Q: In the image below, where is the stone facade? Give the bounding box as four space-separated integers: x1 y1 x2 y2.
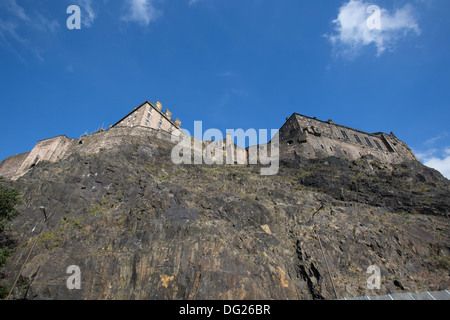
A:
278 113 417 164
0 102 419 181
0 100 249 180
0 100 184 180
113 100 182 136
0 152 30 180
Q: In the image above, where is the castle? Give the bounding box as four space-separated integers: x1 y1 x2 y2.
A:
278 113 417 163
0 99 418 180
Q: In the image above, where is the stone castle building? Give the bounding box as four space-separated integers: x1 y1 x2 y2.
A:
0 100 418 180
0 100 182 180
113 100 182 135
278 113 418 163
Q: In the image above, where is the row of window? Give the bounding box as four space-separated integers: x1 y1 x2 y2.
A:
145 116 173 131
122 106 174 132
340 130 383 150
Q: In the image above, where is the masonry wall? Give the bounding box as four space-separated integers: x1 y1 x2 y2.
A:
0 126 177 180
0 152 30 180
1 125 249 180
0 106 420 181
279 114 417 164
11 136 72 180
115 101 181 137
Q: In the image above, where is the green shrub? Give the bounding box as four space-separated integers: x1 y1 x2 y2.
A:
0 182 21 232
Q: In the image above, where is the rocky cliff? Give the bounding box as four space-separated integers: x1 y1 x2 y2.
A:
1 136 449 300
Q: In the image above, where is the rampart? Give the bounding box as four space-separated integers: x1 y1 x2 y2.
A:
0 125 247 180
278 113 417 164
0 102 420 180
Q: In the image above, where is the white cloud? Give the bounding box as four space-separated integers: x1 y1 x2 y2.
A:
122 0 161 26
326 0 420 57
416 147 450 179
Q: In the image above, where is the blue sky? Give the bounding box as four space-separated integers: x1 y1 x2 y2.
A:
0 0 449 178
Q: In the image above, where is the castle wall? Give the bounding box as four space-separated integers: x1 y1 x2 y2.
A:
1 126 180 180
0 152 30 180
2 125 248 180
11 136 71 180
0 102 420 180
279 114 417 163
114 101 181 137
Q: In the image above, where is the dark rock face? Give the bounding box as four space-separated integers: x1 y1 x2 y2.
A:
1 141 449 300
286 155 450 217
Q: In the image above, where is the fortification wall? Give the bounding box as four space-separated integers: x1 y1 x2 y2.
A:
12 136 71 180
279 114 417 164
279 134 410 164
1 111 419 180
2 126 176 180
0 152 30 180
2 125 249 180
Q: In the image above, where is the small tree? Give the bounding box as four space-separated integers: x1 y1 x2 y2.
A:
0 178 21 233
0 178 21 272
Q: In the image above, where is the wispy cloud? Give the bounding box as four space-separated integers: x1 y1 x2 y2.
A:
77 0 96 28
0 0 60 60
0 18 27 46
424 131 448 146
326 0 420 57
217 71 237 78
122 0 161 26
188 0 203 6
1 0 30 22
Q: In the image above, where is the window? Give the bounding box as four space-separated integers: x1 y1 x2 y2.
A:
365 137 373 147
158 121 163 128
149 107 153 113
147 113 151 119
374 140 383 150
341 130 349 140
145 120 149 126
354 134 362 144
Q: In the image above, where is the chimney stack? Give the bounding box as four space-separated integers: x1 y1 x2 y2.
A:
165 109 172 120
174 118 181 128
155 101 163 111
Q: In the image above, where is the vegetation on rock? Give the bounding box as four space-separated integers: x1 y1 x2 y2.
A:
0 140 448 300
